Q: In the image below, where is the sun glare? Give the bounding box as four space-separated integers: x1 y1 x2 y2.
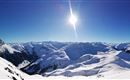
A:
69 14 77 26
68 0 78 40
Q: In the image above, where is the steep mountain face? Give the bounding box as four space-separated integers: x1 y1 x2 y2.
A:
1 39 130 78
0 40 38 67
22 49 70 75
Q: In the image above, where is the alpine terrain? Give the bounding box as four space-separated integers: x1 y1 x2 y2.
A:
1 39 130 79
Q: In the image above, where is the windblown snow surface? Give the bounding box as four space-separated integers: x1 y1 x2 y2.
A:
1 41 130 79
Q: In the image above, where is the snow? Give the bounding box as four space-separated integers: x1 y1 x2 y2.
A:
18 60 30 69
0 57 27 79
44 50 130 78
0 56 45 80
0 44 19 54
0 41 130 79
62 42 111 60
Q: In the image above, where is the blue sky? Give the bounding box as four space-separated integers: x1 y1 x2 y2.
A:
0 0 130 43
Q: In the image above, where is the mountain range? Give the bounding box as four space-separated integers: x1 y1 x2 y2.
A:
1 39 130 79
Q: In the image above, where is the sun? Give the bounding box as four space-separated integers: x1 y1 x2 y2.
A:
69 13 78 39
68 0 78 40
69 14 77 26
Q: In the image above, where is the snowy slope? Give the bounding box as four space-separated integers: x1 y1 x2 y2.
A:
0 57 27 79
45 50 130 78
0 56 47 80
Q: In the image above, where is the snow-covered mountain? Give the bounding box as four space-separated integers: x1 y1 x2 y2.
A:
1 39 130 79
45 51 130 78
9 42 113 74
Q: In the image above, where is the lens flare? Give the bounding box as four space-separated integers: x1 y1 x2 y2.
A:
68 0 78 40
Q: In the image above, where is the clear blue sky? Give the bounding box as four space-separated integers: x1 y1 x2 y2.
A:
0 0 130 43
